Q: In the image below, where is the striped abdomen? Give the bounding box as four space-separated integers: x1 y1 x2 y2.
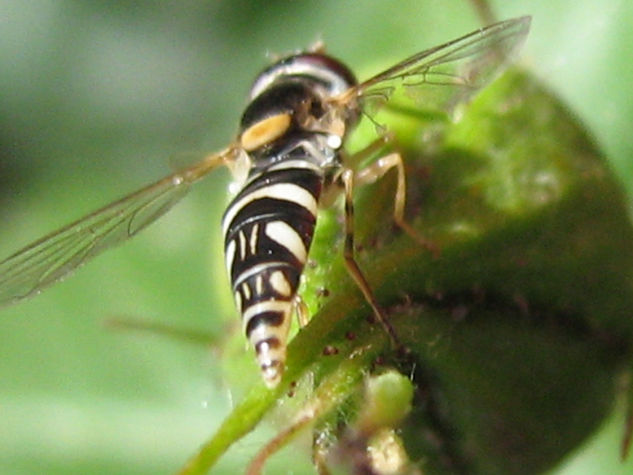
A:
222 165 323 386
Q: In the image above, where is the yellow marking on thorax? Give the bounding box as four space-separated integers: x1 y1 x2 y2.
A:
240 113 291 151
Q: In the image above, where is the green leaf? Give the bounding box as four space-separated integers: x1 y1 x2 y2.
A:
190 69 633 474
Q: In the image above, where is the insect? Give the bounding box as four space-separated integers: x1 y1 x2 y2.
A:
0 16 530 387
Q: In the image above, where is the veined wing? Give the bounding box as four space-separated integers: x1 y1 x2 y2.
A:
0 146 238 308
335 16 531 120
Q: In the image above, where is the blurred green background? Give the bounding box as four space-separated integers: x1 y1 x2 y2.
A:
1 1 632 473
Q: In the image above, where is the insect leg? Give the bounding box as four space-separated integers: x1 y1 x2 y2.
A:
340 169 400 347
355 152 438 255
294 294 310 328
345 133 394 169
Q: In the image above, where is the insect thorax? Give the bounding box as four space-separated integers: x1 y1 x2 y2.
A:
238 52 360 167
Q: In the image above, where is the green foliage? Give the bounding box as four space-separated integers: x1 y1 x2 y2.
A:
2 2 633 474
181 69 633 473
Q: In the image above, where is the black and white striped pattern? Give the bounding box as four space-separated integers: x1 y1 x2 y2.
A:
222 161 324 386
222 52 357 387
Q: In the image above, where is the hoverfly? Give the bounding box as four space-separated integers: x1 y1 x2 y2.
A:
0 16 531 387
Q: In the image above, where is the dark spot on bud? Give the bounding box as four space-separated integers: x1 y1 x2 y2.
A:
316 287 330 298
322 345 339 356
451 305 469 322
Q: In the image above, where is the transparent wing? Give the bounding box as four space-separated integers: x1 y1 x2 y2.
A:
0 146 238 308
336 16 531 120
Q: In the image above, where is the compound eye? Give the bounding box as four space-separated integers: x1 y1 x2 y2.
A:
240 113 291 151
